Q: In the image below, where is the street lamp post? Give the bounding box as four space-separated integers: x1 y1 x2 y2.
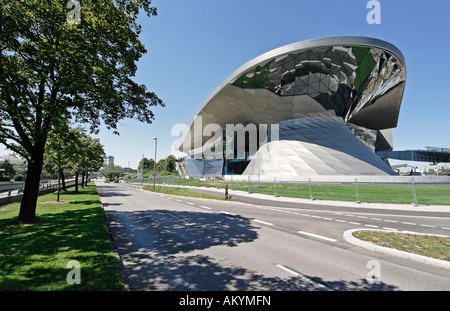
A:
153 137 157 190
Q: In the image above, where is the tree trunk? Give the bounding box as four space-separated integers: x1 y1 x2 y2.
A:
75 171 79 192
59 169 66 191
18 150 44 222
81 170 85 188
85 171 89 186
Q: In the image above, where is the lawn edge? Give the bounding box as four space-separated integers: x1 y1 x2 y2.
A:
343 228 450 270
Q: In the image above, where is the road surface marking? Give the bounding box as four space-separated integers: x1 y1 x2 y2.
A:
253 219 274 226
364 224 379 228
442 227 450 231
357 216 368 219
370 218 381 221
174 199 183 203
334 219 346 223
186 202 195 206
383 227 398 231
165 212 190 224
311 215 322 219
420 224 436 228
348 222 361 225
139 200 149 204
401 222 416 226
220 211 236 216
199 206 212 210
323 217 333 221
274 264 333 291
297 231 337 242
384 219 397 223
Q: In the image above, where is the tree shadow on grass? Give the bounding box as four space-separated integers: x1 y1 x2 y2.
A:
0 206 124 290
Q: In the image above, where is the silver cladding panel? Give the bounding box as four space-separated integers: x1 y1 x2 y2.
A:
243 116 396 176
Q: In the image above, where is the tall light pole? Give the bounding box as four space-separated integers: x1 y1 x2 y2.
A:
153 137 157 190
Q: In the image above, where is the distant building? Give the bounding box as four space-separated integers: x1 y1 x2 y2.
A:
108 156 114 165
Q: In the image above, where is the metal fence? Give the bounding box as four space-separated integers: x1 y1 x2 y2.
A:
125 176 450 206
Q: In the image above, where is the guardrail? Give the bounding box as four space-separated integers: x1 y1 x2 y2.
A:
0 178 81 206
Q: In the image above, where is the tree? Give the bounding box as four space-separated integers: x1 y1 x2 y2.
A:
0 159 15 180
0 0 163 222
138 157 150 171
44 125 105 199
43 126 71 200
165 155 177 173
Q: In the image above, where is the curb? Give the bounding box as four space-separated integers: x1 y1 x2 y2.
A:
343 228 450 271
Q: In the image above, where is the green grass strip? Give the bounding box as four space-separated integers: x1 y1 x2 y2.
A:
142 185 228 200
0 183 125 291
353 231 450 262
155 178 450 205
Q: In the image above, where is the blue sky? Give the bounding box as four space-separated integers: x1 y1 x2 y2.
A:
3 0 450 169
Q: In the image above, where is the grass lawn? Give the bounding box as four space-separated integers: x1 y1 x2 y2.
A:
352 231 450 262
0 183 125 291
142 185 228 200
159 178 450 205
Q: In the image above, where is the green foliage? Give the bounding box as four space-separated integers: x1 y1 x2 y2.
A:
0 159 15 180
0 0 162 220
13 174 23 181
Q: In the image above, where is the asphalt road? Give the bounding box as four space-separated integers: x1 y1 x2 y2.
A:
95 181 450 291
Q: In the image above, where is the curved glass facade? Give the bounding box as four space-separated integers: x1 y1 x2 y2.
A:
232 45 405 129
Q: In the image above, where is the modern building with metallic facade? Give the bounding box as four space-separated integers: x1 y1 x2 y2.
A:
175 36 408 178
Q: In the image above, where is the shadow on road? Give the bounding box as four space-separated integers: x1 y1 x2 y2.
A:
105 209 398 291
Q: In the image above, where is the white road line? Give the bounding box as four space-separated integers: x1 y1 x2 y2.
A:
220 211 236 216
384 219 397 223
297 231 337 242
401 222 416 226
357 216 368 219
420 224 436 228
253 219 274 226
274 264 333 291
335 219 346 223
302 214 311 217
323 217 333 221
174 199 183 203
199 206 212 210
311 215 322 219
186 202 195 206
348 222 361 225
370 218 381 221
442 227 450 231
383 227 398 231
165 212 190 224
364 224 379 228
139 200 148 204
292 212 300 215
